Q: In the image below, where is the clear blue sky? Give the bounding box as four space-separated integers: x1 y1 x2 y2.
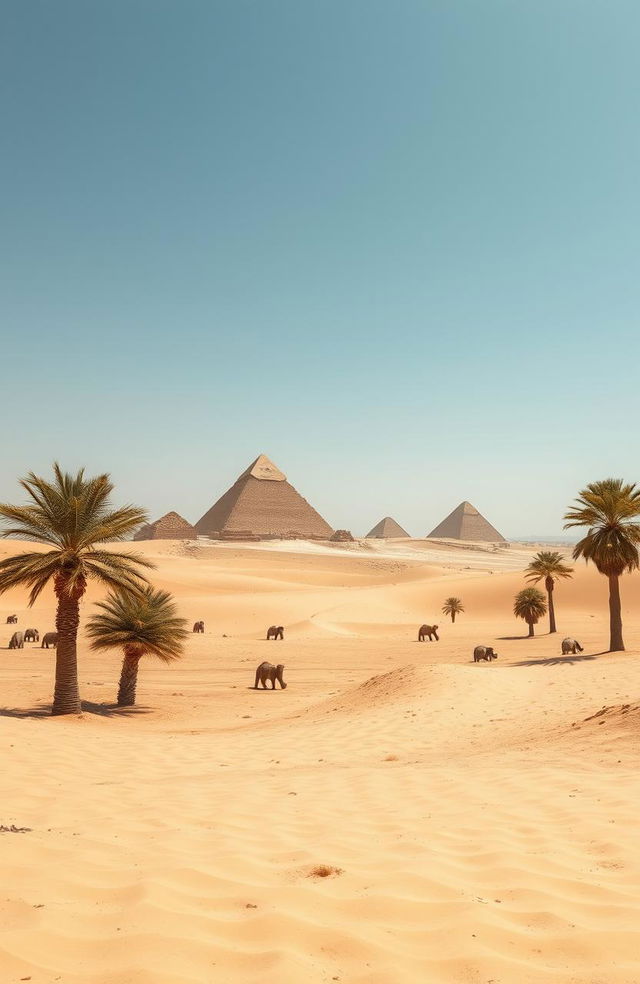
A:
2 1 639 537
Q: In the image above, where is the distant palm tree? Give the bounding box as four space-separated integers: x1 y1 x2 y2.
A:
0 465 151 715
442 597 464 623
513 587 547 638
524 551 573 634
86 587 188 706
564 478 640 652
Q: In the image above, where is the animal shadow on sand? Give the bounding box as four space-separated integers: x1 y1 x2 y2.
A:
511 653 601 667
0 702 152 719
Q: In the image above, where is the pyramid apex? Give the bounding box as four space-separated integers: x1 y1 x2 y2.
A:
240 454 286 482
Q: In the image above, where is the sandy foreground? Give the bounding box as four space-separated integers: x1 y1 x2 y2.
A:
1 538 639 984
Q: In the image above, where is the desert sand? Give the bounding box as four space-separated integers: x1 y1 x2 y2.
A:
1 537 639 984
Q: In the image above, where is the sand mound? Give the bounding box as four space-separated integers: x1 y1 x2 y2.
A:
580 702 640 735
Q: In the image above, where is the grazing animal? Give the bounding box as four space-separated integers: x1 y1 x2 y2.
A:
418 624 439 642
193 620 205 633
473 645 498 662
8 631 24 650
6 615 17 624
41 632 58 649
24 629 39 643
266 625 284 640
561 637 583 655
254 661 287 689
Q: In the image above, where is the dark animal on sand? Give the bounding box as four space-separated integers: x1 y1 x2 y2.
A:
267 625 284 640
41 632 58 649
193 621 205 633
24 628 39 643
254 661 287 689
6 615 17 624
9 631 24 650
418 624 439 642
561 637 583 655
473 645 498 662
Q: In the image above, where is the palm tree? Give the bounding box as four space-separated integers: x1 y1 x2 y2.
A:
564 478 640 652
524 551 573 634
86 587 188 706
0 465 152 715
442 597 464 623
513 587 547 638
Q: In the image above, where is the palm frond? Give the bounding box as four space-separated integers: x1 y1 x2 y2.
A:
513 587 547 622
86 586 188 662
564 478 640 575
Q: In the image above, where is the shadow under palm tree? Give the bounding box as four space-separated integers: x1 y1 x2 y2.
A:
510 653 599 667
81 701 153 717
0 705 51 719
0 701 153 718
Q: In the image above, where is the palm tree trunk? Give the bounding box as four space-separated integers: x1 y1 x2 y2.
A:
118 649 142 706
528 621 535 637
52 578 83 716
451 613 456 623
546 577 556 633
608 575 625 652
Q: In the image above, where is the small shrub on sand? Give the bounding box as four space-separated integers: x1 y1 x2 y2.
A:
307 864 343 879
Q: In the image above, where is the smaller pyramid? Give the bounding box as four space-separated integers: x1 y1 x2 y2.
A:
427 502 506 542
366 517 411 538
134 511 197 541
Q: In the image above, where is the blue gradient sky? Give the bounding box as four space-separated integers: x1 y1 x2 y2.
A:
2 1 639 537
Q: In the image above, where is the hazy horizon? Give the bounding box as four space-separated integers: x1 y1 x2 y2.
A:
3 2 640 536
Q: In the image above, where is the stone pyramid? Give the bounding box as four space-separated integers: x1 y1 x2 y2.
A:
195 454 334 540
366 517 411 538
134 511 197 541
426 501 506 542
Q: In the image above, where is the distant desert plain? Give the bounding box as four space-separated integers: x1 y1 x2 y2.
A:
1 535 639 984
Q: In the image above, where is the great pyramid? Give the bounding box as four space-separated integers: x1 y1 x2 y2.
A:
426 501 506 542
366 517 411 538
134 511 197 541
195 454 334 540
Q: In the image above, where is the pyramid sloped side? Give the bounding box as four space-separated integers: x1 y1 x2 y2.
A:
196 476 333 538
366 517 411 538
427 502 506 541
134 511 197 540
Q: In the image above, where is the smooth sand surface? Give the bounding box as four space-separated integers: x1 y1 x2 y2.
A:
1 538 639 984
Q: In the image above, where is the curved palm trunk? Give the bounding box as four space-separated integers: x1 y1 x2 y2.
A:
52 576 84 716
118 648 142 706
527 620 535 637
546 576 556 633
608 575 624 652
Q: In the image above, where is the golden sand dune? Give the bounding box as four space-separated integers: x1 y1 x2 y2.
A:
1 539 640 983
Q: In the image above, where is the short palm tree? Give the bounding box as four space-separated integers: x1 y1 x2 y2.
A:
524 551 573 634
86 587 188 706
442 597 464 623
513 587 547 637
0 465 152 715
564 478 640 652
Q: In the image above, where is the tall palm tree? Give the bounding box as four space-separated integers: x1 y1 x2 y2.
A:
564 478 640 652
513 587 547 637
442 597 464 623
0 465 152 715
524 551 573 634
86 587 188 706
